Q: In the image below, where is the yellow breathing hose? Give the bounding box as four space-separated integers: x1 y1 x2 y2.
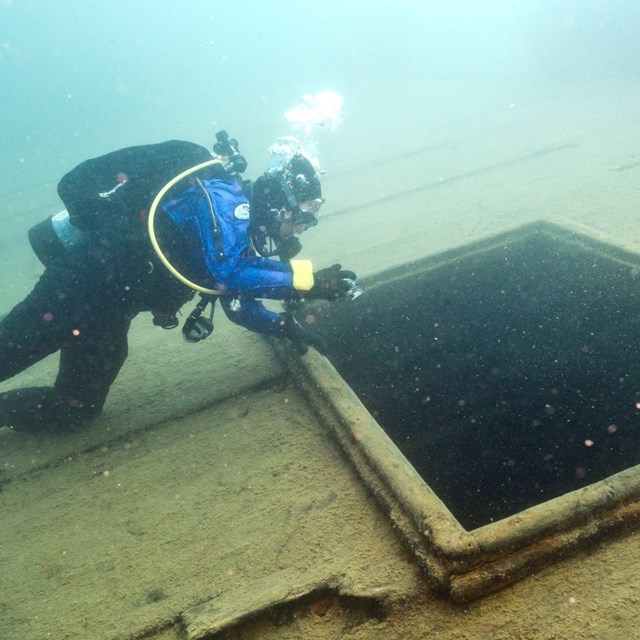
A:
147 158 225 295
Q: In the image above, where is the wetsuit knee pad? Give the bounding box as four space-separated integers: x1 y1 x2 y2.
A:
0 387 101 433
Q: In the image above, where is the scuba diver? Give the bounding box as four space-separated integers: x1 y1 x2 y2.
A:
0 132 359 433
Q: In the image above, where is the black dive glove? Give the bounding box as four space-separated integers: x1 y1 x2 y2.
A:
306 264 358 301
276 313 328 355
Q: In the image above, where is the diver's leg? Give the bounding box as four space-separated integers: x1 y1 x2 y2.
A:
0 264 130 431
0 267 72 430
0 268 76 383
53 310 131 423
0 387 79 432
0 313 130 432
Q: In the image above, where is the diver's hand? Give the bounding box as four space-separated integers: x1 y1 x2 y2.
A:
276 313 328 355
307 264 358 301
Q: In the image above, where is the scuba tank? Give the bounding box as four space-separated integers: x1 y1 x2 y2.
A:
28 210 88 267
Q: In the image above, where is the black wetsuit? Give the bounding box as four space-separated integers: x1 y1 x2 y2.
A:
0 140 213 431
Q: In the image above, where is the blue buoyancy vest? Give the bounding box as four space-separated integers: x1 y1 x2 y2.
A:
161 178 252 284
